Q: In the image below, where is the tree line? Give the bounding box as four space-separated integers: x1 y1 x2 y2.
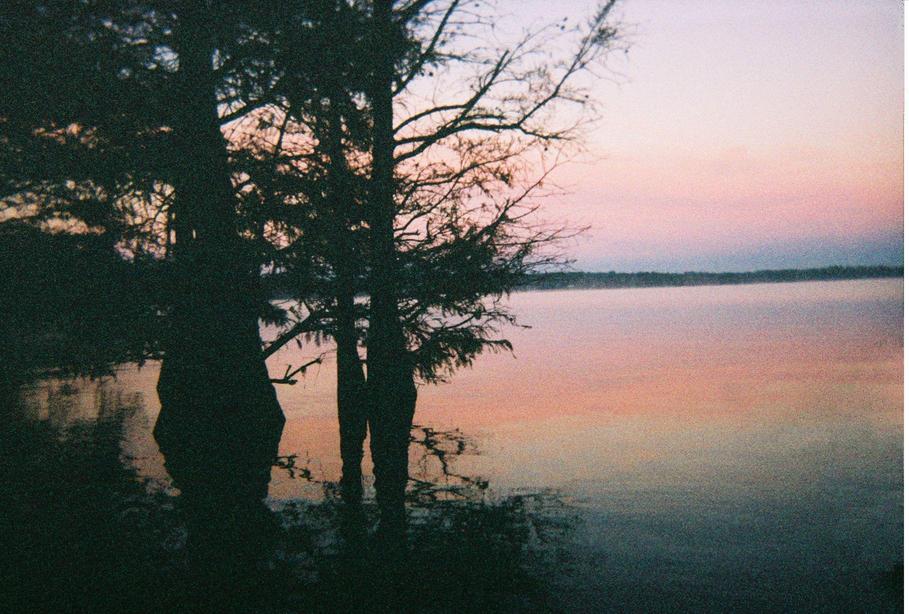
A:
520 265 904 291
0 0 621 528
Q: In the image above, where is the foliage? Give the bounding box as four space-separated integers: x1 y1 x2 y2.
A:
0 0 624 387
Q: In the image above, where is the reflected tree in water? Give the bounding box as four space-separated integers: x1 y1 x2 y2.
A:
0 2 616 610
153 396 286 612
270 421 571 612
0 0 622 534
2 376 574 612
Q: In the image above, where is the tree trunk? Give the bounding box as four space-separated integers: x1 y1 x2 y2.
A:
335 288 368 502
367 0 417 528
326 89 369 503
156 5 280 425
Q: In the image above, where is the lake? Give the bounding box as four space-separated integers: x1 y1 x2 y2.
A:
4 279 903 612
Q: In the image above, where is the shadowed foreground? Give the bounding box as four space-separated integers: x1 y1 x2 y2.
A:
0 391 567 613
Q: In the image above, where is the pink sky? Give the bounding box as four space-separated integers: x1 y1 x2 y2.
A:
508 0 903 271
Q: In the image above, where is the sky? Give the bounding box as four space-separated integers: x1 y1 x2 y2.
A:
504 0 904 272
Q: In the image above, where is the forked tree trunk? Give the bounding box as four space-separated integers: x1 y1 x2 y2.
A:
156 5 280 425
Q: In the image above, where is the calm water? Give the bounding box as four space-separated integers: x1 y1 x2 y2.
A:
6 279 903 612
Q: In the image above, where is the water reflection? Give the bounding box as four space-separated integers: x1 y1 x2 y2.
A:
154 400 285 612
1 280 903 612
2 377 562 613
0 403 180 612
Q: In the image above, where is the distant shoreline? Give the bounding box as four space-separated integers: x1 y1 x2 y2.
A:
516 265 903 292
265 265 902 299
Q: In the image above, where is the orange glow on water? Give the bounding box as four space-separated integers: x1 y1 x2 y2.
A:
19 280 902 503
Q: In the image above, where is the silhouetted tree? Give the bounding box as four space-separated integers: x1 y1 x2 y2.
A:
278 2 377 504
0 1 622 528
247 0 622 515
0 1 323 419
361 0 622 526
223 1 377 502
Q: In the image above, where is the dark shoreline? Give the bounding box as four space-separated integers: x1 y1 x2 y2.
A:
262 265 903 299
516 265 903 292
